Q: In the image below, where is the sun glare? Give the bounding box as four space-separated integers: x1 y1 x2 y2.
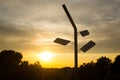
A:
38 52 54 62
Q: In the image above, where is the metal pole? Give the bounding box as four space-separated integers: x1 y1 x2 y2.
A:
62 4 78 80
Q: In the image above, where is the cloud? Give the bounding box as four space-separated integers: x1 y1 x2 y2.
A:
0 0 120 53
0 22 56 50
66 0 120 53
67 0 120 25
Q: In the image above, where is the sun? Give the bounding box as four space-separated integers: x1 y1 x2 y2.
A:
38 52 54 62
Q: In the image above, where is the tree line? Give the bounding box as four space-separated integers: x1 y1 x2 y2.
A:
0 50 120 80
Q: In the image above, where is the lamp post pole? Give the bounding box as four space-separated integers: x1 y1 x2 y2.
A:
62 4 78 80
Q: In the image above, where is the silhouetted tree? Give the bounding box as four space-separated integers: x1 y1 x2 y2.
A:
78 61 97 80
15 61 42 80
96 56 112 80
0 50 23 80
104 55 120 80
1 49 120 80
0 50 23 67
112 55 120 75
78 57 112 80
0 50 42 80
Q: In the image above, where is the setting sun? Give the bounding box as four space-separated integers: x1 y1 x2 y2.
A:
38 52 54 62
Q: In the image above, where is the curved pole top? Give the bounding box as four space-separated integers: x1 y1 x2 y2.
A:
62 4 77 32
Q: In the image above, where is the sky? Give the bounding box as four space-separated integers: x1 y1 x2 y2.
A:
0 0 120 68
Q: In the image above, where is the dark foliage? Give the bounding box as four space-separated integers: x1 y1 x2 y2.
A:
104 55 120 80
0 50 22 67
0 50 120 80
96 56 112 80
78 61 97 80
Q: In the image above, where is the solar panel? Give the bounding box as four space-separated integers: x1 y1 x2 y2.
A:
80 30 89 37
54 38 70 45
80 40 96 52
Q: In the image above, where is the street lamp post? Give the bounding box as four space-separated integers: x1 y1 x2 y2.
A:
54 4 96 80
62 4 78 80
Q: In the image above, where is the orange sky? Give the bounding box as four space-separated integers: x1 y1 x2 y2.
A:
22 50 120 68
